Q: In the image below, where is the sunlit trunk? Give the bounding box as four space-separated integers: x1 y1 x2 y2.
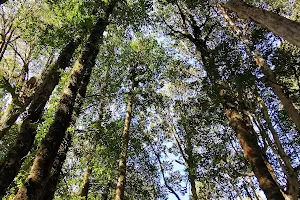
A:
80 155 92 199
224 0 300 47
114 65 136 200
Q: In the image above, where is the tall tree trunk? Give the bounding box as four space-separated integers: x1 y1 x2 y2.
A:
80 155 92 199
40 133 72 200
223 0 300 47
14 2 117 199
193 37 284 198
171 123 192 200
260 100 299 199
181 121 198 200
252 115 286 192
41 64 93 200
223 98 284 200
185 135 198 200
218 4 300 133
114 65 136 200
0 40 79 198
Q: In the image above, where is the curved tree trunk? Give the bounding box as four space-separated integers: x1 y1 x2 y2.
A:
0 40 79 198
14 2 117 199
114 65 136 200
224 0 300 47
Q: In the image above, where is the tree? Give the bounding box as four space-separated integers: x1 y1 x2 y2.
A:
0 39 79 198
224 0 300 47
1 0 299 199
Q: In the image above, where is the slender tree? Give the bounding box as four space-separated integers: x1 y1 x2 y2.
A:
79 154 92 199
114 64 137 200
259 99 299 199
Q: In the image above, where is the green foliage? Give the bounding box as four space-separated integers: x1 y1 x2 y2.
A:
0 0 299 199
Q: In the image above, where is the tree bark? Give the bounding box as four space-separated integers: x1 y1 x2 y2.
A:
176 120 198 200
223 0 300 47
40 133 72 200
0 44 69 139
224 100 284 200
41 62 93 200
256 56 300 132
114 65 136 200
0 40 79 198
260 100 299 199
184 28 284 198
80 155 92 199
14 2 117 198
184 127 198 200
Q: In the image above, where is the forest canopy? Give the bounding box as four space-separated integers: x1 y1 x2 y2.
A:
0 0 300 199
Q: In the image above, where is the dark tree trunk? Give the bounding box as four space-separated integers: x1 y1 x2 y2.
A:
40 133 72 200
41 65 92 200
14 2 117 199
0 40 79 198
185 136 198 200
224 0 300 47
